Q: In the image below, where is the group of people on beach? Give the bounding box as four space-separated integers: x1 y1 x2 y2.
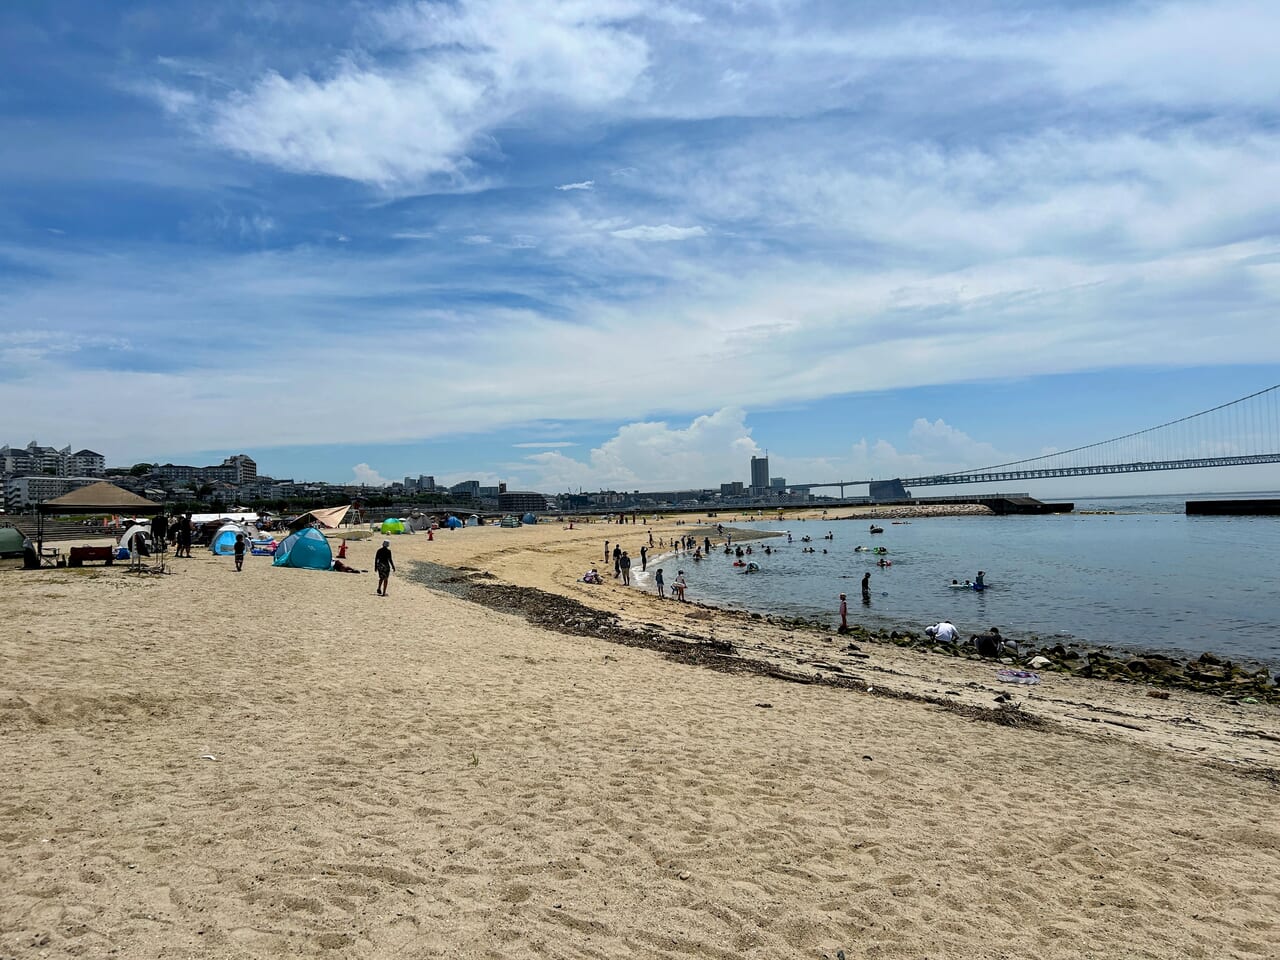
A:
590 536 693 599
145 511 195 558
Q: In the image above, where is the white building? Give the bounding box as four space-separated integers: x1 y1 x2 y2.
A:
3 475 99 511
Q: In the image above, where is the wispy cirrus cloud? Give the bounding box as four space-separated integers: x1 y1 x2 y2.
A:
610 224 706 241
556 180 594 191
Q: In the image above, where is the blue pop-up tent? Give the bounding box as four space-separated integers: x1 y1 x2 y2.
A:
272 527 332 570
211 522 252 556
445 515 463 529
521 512 537 525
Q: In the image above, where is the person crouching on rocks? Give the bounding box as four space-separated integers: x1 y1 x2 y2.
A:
973 626 1014 657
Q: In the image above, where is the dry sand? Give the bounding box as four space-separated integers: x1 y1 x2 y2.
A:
2 518 1278 959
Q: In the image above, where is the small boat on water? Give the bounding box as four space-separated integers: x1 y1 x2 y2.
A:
869 525 884 534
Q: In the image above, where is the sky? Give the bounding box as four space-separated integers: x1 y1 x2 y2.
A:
2 0 1279 497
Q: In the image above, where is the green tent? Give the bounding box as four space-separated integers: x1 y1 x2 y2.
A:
380 518 406 534
0 526 25 557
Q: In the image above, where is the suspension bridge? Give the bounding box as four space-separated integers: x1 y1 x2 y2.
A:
794 383 1280 498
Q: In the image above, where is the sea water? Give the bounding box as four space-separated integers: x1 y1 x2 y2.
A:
633 494 1280 667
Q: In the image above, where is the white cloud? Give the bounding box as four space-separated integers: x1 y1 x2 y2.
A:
392 231 434 240
556 180 595 191
609 223 706 241
513 441 576 449
1035 0 1280 107
188 0 651 188
352 463 390 486
525 408 761 490
461 234 491 245
4 232 1279 462
516 409 1015 490
906 419 1001 468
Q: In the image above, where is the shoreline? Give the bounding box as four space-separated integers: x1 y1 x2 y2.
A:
383 523 1280 768
620 526 1279 696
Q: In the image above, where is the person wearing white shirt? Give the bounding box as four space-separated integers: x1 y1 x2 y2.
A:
926 620 959 644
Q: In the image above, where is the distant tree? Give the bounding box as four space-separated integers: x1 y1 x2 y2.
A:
129 462 153 477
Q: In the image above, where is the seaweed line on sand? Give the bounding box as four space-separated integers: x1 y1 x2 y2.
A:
407 561 1049 731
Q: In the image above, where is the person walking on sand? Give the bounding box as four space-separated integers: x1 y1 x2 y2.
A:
861 571 872 605
375 539 395 596
620 550 632 585
655 568 665 597
640 545 647 571
233 533 247 572
673 571 688 601
604 540 610 562
649 531 654 547
612 544 622 578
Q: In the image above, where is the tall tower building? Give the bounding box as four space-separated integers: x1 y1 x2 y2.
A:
750 455 769 495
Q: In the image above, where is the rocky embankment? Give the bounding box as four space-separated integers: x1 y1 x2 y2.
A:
816 621 1278 703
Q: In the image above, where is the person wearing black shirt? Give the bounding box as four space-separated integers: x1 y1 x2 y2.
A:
375 539 395 596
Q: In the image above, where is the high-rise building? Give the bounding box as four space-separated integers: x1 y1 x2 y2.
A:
770 477 787 491
449 480 481 498
750 455 769 495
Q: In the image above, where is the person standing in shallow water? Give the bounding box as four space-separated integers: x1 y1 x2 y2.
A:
839 593 848 631
639 545 647 571
375 539 395 596
654 568 665 597
861 571 872 605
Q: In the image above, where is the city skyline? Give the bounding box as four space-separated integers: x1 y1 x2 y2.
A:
2 3 1279 496
9 364 1280 504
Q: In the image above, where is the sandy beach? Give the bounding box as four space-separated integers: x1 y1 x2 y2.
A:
2 517 1278 959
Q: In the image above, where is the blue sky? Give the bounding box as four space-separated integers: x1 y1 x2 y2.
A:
3 1 1279 496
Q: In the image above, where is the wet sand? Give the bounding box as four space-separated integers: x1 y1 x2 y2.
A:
2 518 1278 958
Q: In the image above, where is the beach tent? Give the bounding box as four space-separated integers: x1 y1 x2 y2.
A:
36 482 159 554
499 515 520 528
287 504 351 532
465 515 480 527
521 512 538 525
0 526 24 557
272 527 332 570
380 518 407 535
191 512 260 526
117 522 152 555
210 522 252 555
445 515 463 529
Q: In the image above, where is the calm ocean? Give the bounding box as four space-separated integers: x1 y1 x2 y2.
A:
634 493 1280 667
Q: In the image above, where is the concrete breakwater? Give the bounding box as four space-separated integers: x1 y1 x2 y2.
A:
1186 498 1280 515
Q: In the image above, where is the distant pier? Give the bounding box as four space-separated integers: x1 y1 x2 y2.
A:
1186 498 1280 516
